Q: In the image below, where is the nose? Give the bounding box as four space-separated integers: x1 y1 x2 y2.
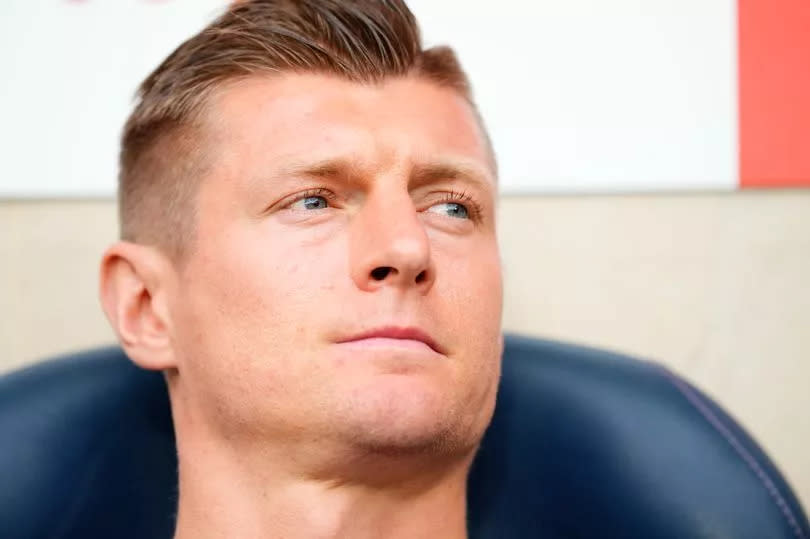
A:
350 188 436 294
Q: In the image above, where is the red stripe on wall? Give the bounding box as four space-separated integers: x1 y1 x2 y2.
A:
739 0 810 187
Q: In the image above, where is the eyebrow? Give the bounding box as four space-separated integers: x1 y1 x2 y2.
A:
274 157 357 181
410 160 495 194
272 156 496 193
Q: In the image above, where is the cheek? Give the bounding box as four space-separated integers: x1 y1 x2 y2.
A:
432 239 503 393
170 227 349 425
176 225 346 363
216 223 345 305
435 239 503 329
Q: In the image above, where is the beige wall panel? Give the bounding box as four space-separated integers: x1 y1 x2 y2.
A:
2 191 809 509
0 201 117 370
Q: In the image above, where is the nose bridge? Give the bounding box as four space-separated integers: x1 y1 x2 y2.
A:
350 182 434 291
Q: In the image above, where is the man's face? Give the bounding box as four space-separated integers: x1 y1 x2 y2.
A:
167 74 503 457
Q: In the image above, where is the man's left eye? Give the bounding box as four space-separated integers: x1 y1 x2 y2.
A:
426 202 469 219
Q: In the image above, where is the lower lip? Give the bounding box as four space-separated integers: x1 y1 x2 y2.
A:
337 337 437 353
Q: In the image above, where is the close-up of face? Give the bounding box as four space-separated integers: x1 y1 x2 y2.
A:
6 2 810 537
163 73 504 459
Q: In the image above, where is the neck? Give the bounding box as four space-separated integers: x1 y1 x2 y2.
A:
172 429 474 539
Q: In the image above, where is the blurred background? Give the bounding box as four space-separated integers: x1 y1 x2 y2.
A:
1 0 808 510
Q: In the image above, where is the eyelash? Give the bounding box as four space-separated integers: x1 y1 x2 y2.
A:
436 190 483 222
280 187 483 221
281 188 338 209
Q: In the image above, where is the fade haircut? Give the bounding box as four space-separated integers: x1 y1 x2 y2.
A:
119 0 481 260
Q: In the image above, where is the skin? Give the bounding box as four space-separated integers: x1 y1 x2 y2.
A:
100 73 503 539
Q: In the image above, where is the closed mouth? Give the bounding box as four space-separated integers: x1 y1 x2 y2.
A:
336 326 444 354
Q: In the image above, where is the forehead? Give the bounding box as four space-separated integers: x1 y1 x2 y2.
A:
202 73 494 181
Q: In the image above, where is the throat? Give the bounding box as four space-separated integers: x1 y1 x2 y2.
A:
171 437 475 539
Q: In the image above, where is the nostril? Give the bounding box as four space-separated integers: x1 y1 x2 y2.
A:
415 270 427 284
371 267 392 281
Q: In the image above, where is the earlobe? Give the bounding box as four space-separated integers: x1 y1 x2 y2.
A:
99 241 177 371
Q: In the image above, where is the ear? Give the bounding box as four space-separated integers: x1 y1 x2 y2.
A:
99 241 177 371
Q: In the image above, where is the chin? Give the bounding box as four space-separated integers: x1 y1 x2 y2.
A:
335 379 487 458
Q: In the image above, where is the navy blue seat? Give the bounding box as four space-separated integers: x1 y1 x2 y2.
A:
1 335 807 538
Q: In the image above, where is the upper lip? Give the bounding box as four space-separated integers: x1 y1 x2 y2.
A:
336 326 444 354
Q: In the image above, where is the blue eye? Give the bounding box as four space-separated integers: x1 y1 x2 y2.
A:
427 202 469 219
292 195 329 210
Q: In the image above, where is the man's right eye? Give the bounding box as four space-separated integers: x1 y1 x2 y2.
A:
291 195 329 210
281 188 336 211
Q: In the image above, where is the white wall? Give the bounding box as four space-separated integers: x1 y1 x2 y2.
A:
0 0 736 196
